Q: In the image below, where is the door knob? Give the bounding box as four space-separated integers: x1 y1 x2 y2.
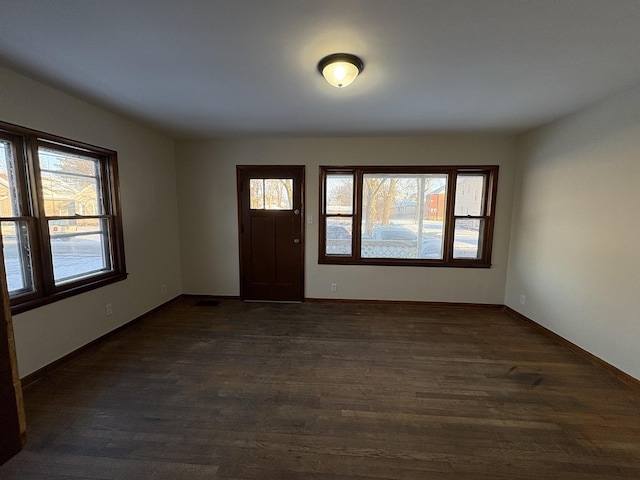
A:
293 238 300 244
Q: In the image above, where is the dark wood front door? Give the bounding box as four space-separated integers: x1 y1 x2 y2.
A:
237 166 304 301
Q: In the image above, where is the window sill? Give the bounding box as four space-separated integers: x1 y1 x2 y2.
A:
10 272 128 315
318 258 492 268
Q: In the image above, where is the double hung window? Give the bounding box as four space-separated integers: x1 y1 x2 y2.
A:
0 121 126 313
320 166 498 267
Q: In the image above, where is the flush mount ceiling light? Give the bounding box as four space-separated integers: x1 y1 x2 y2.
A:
317 53 364 88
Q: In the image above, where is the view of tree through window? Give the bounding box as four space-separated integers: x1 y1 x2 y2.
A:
320 166 498 267
361 173 447 259
249 178 293 210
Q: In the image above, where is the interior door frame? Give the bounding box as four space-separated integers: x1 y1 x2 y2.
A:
236 165 305 301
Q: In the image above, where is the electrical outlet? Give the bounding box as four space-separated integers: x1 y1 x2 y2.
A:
331 283 337 292
519 294 526 305
105 303 113 316
161 284 167 295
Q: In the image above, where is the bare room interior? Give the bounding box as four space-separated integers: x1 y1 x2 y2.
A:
1 1 639 478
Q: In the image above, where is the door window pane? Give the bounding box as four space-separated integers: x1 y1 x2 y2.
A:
1 221 34 294
250 178 293 210
361 174 447 259
249 179 264 209
326 217 352 255
50 218 112 284
453 218 483 259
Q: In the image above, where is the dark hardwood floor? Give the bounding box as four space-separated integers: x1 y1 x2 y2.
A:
2 298 640 479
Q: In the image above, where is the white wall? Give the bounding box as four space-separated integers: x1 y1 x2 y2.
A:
0 67 183 377
506 84 640 379
176 135 516 304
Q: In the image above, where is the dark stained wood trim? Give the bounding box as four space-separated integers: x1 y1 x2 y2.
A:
20 295 183 388
236 168 246 299
306 297 504 310
482 166 499 263
0 120 128 314
504 306 640 391
0 120 115 155
182 294 241 301
318 257 493 268
318 165 499 268
0 242 25 465
11 273 128 315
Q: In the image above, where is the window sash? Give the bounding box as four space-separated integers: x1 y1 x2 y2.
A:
323 171 355 257
1 219 35 296
47 216 113 285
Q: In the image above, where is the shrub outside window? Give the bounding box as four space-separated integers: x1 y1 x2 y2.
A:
0 121 126 313
319 166 498 267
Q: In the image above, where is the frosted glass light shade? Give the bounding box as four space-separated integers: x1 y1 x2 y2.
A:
317 53 364 88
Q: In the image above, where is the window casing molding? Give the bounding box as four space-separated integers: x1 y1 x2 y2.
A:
319 165 499 268
0 121 127 314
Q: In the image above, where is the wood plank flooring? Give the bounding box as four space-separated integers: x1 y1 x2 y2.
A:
2 298 640 479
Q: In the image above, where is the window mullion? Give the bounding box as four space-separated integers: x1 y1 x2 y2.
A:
29 138 56 295
103 155 125 274
23 136 47 297
482 170 499 263
352 169 363 261
319 169 328 260
443 170 457 262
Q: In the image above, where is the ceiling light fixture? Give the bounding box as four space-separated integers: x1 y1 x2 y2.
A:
317 53 364 88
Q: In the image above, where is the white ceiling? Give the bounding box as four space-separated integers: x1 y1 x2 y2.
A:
0 0 639 138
